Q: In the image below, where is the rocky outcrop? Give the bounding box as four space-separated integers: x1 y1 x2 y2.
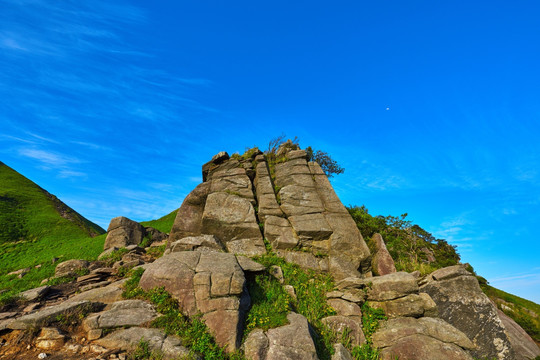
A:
371 233 396 276
168 152 266 256
139 250 249 352
55 259 90 278
243 313 319 360
104 216 146 249
420 265 516 360
497 309 540 360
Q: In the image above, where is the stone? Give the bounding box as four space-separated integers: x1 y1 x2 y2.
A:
373 317 475 350
497 309 540 360
55 259 90 278
283 285 297 300
367 272 418 301
95 327 190 360
104 216 145 250
264 216 298 250
276 250 329 272
79 281 111 293
202 151 230 181
168 182 211 243
169 235 225 253
244 329 269 360
83 300 158 330
332 343 353 360
371 233 396 276
236 255 266 272
254 162 283 220
7 267 30 278
8 301 101 330
378 334 474 360
20 285 49 302
288 213 333 242
35 327 65 350
98 247 118 260
67 279 126 304
328 298 362 317
139 251 200 316
369 294 425 318
420 265 515 359
201 192 266 256
269 265 284 283
419 292 438 317
265 313 319 360
322 315 366 346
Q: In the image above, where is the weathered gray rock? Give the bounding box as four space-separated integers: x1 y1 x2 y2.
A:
328 298 362 317
332 343 353 360
497 309 540 360
254 161 284 220
236 255 266 272
265 313 319 360
202 192 266 256
276 250 329 272
140 251 249 352
95 327 191 360
244 329 270 360
55 259 90 278
8 301 101 330
139 251 200 316
369 294 426 318
104 216 145 250
144 226 168 244
371 233 396 276
202 151 230 181
264 216 298 250
378 334 474 360
322 315 366 346
420 265 515 359
170 235 225 253
168 182 211 244
67 279 126 304
83 300 158 330
367 272 418 301
20 285 49 302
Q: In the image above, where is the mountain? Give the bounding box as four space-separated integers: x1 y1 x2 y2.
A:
0 161 105 295
0 161 104 243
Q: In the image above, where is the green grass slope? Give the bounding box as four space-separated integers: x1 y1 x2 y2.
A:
0 161 106 296
140 208 178 233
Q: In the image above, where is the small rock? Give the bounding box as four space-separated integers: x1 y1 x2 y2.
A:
23 303 40 313
332 343 353 360
65 343 82 353
38 353 47 359
21 286 50 302
269 265 284 283
283 285 296 300
55 259 90 278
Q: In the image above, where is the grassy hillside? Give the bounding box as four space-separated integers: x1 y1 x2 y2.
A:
140 209 178 233
0 161 106 298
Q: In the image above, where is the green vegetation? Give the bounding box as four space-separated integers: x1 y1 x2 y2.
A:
348 205 460 274
481 283 540 342
129 339 163 360
305 146 345 178
140 209 178 233
123 268 244 360
253 253 337 359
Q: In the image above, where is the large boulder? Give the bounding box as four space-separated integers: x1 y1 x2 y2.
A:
139 251 249 352
373 317 475 360
168 182 211 244
104 216 145 250
420 265 516 359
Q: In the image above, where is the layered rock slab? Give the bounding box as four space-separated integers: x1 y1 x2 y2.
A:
420 265 516 360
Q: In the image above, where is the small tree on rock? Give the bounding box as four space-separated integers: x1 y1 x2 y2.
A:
305 146 345 178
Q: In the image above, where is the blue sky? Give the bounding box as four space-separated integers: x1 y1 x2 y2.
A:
1 0 539 303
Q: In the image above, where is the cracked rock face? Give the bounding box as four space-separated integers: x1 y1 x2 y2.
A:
104 216 146 250
139 251 249 352
420 265 516 360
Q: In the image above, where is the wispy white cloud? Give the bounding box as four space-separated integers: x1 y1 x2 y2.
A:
18 148 80 166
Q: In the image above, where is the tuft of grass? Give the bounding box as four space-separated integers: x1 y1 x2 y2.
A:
253 253 336 360
245 272 291 333
147 245 166 259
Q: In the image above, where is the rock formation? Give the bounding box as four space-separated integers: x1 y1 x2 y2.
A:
168 149 372 280
1 146 538 360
